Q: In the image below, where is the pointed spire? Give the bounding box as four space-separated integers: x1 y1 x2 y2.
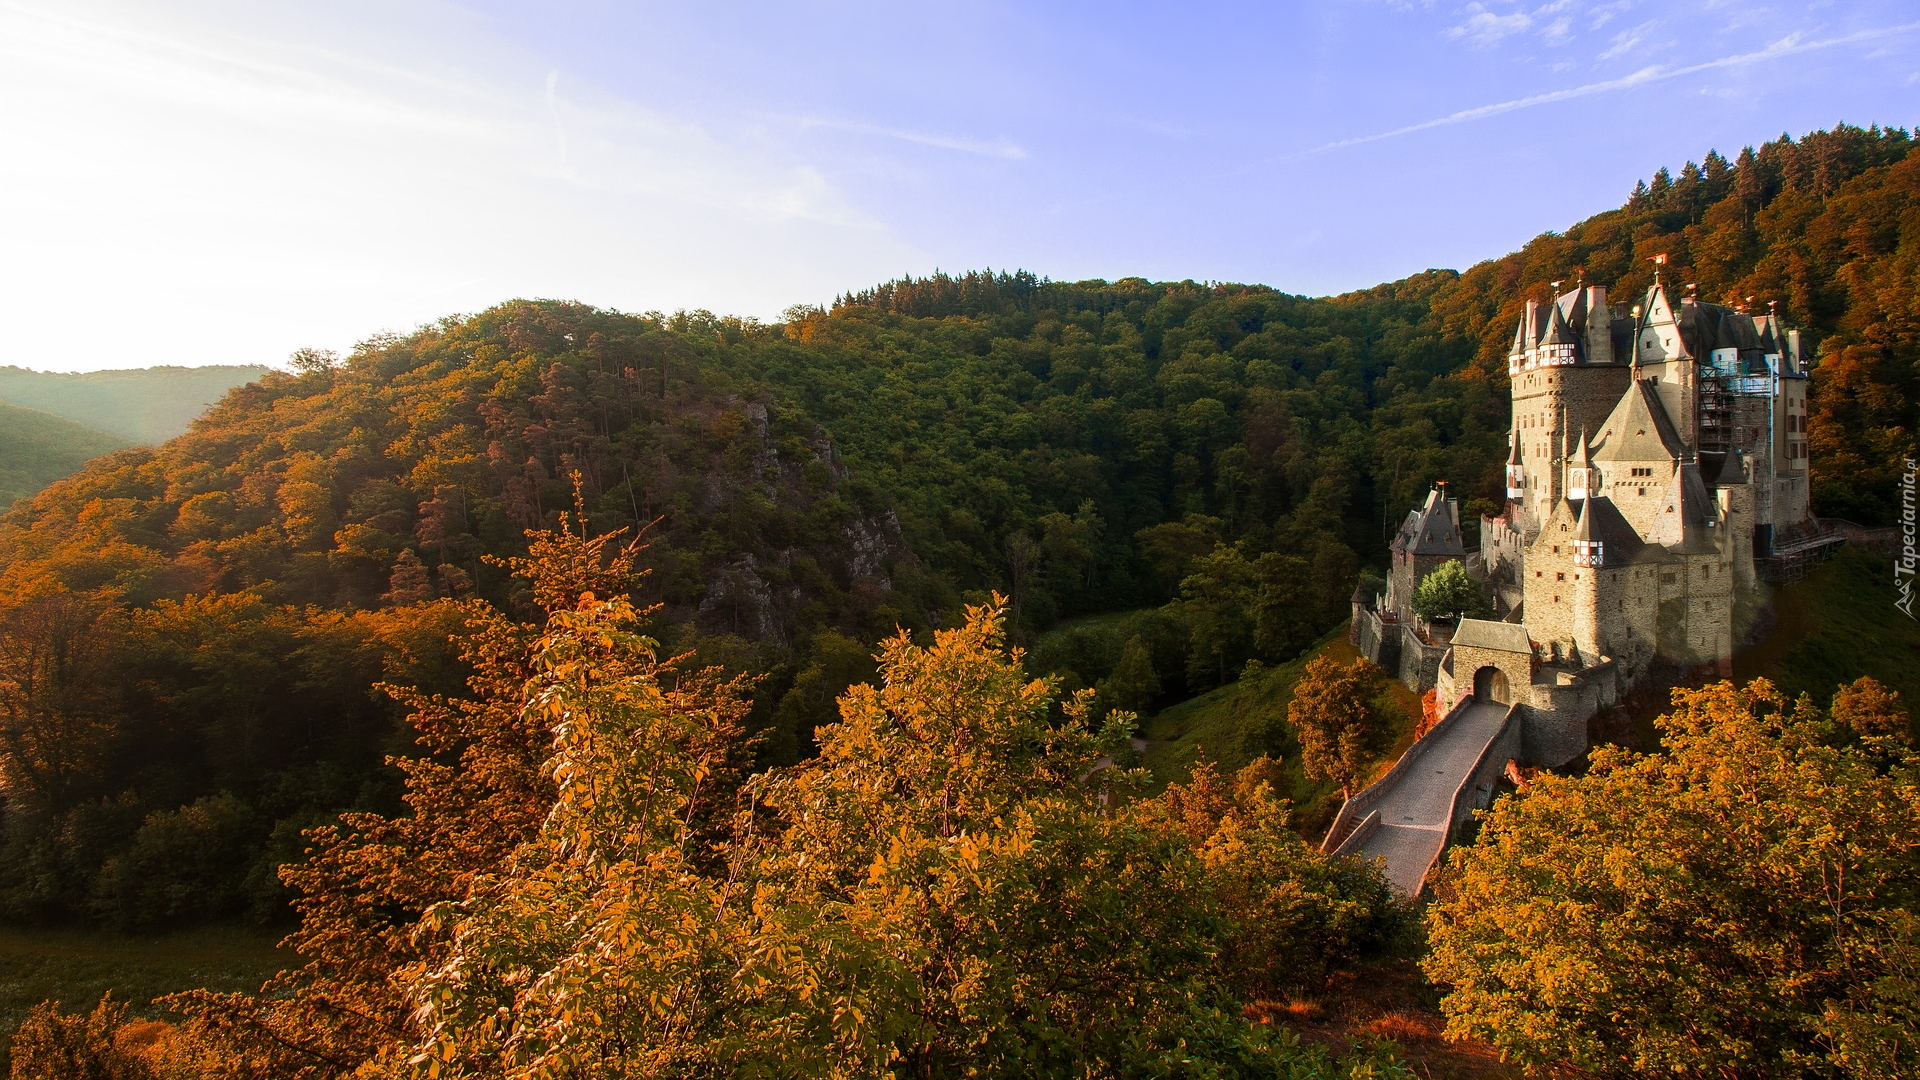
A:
1543 299 1577 345
1568 427 1593 501
1571 494 1603 568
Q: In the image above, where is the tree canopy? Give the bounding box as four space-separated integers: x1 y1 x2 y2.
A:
1410 561 1487 623
1425 677 1920 1078
130 522 1410 1079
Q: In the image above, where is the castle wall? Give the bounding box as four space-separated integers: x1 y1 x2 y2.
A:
1480 515 1526 589
1520 689 1596 768
1773 376 1810 529
1446 642 1532 712
1510 365 1630 528
1721 485 1756 593
1520 516 1582 659
1353 605 1402 677
1396 626 1447 693
1676 551 1736 670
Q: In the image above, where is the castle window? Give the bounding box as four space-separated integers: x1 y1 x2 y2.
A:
1556 572 1565 581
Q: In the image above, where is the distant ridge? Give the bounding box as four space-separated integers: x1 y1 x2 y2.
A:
0 364 269 445
0 401 129 507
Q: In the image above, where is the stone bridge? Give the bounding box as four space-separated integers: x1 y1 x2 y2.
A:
1321 696 1521 896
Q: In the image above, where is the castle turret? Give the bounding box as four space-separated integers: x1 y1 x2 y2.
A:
1541 300 1578 366
1567 429 1594 501
1506 436 1525 500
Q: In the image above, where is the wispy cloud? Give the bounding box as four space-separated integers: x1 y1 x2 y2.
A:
1599 19 1657 60
544 69 569 169
1294 21 1920 158
790 116 1029 159
1587 0 1635 31
1448 5 1532 46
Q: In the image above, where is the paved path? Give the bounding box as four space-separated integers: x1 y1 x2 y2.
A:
1347 701 1511 896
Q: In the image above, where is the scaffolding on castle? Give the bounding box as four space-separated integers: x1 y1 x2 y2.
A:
1756 521 1847 584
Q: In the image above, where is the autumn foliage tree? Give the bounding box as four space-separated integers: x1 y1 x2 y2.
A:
1287 655 1397 799
1141 758 1407 1001
18 511 1385 1079
1425 677 1920 1078
368 597 1404 1078
159 514 734 1078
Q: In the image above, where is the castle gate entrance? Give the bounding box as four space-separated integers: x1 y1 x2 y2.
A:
1473 666 1510 705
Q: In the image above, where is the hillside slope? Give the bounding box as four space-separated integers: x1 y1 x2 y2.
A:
0 403 128 507
0 365 269 445
0 124 1913 930
1736 547 1920 723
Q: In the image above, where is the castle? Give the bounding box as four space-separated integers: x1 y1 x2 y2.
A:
1353 277 1840 767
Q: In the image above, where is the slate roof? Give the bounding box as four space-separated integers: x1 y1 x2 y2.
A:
1391 487 1465 557
1651 462 1720 552
1542 300 1577 345
1572 496 1646 564
1708 449 1748 488
1556 286 1588 327
1507 286 1626 366
1452 618 1533 654
1592 379 1686 463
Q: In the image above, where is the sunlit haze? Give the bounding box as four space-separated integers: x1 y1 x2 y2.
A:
3 0 1915 371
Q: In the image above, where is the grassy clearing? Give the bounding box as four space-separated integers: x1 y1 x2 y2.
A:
0 925 289 1051
1139 625 1424 836
1735 547 1920 724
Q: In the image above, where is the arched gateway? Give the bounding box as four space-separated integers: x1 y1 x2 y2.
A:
1473 665 1510 704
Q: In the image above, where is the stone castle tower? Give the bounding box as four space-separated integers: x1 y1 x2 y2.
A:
1355 276 1838 767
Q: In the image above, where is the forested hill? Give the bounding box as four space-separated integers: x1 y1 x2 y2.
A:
0 364 270 445
0 123 1913 929
0 403 129 508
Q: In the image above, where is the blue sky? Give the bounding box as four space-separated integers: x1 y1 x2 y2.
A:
2 0 1915 371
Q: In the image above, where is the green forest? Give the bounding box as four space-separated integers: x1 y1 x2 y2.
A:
0 404 127 509
0 365 268 446
0 124 1917 1077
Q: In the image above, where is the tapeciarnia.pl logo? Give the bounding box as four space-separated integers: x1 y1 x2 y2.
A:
1899 455 1917 620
